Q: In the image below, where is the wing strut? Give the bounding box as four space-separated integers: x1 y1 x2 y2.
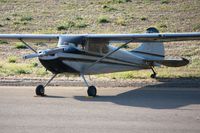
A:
150 66 157 78
83 40 133 73
19 39 37 53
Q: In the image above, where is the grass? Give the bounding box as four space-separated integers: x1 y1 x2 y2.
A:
0 0 6 3
102 5 117 11
193 23 200 31
112 0 132 4
98 16 110 23
57 21 75 31
0 0 199 33
31 62 38 67
0 62 30 76
57 21 87 30
115 18 126 26
161 0 170 4
140 17 148 21
5 17 11 21
0 61 50 77
20 16 33 21
76 21 88 28
0 40 8 44
99 66 200 79
8 56 17 63
15 42 27 49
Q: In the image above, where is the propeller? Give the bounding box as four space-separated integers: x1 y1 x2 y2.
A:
23 48 64 59
20 37 66 60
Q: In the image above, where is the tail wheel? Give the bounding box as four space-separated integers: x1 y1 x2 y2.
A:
87 86 97 97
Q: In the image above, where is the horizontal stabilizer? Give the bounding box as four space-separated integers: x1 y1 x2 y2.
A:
145 57 189 67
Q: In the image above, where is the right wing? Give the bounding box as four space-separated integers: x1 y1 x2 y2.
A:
85 32 200 43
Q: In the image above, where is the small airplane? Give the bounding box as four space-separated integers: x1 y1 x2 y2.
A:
0 27 200 97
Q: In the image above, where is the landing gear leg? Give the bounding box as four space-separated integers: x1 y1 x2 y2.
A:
35 74 57 96
81 74 97 97
150 66 157 79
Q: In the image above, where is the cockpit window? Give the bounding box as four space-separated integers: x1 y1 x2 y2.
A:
63 43 82 53
85 39 109 54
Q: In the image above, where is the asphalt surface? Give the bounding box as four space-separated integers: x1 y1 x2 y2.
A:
0 85 200 133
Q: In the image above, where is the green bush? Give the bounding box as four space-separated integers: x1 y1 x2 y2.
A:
140 17 147 21
57 21 75 31
98 16 110 23
76 22 87 28
21 16 33 21
159 23 167 28
15 42 27 49
112 0 132 4
0 40 8 44
102 5 117 11
15 69 30 74
161 0 170 4
8 56 17 63
31 62 38 67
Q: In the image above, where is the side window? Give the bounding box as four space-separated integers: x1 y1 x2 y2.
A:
101 44 109 54
77 44 85 50
85 39 109 54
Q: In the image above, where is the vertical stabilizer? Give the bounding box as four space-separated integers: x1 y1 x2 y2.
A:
131 27 165 60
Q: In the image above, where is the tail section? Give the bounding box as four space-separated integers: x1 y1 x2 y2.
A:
131 27 165 60
131 27 189 67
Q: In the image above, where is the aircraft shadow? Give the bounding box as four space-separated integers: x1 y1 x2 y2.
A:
74 82 200 109
34 95 66 98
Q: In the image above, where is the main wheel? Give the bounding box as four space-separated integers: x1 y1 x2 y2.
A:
35 85 45 96
87 86 97 97
151 73 156 79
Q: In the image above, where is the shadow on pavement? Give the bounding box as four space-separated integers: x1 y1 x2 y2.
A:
74 82 200 109
34 95 66 98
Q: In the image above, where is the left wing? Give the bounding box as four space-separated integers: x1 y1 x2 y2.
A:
85 32 200 42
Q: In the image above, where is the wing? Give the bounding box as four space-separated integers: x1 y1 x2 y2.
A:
0 34 59 42
0 32 200 43
85 32 200 42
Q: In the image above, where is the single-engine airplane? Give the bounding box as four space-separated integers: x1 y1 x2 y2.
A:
0 27 200 97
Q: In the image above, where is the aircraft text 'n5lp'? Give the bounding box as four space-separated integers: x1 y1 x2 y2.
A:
0 27 200 97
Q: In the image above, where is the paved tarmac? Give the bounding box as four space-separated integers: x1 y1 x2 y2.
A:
0 85 200 133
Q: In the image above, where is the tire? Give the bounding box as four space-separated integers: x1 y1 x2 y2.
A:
87 86 97 97
151 74 156 79
35 85 45 96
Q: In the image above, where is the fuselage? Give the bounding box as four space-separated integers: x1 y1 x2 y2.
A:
39 45 149 75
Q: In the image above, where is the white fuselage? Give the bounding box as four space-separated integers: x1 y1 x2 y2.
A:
39 45 149 75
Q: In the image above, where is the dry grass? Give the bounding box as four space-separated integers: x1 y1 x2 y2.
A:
0 0 199 33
